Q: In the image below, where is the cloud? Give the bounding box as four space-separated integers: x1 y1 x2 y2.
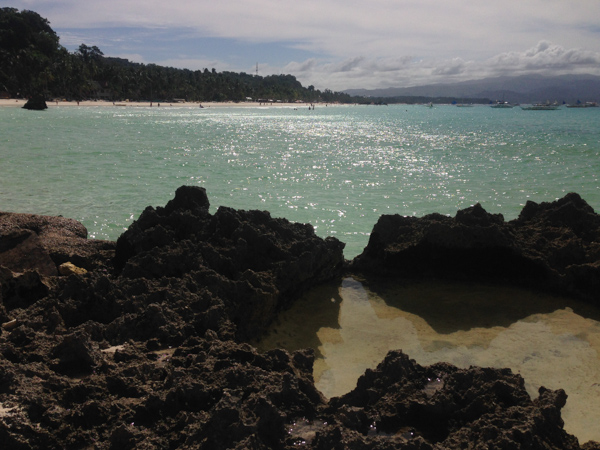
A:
279 42 600 91
432 58 468 76
26 1 600 56
10 1 600 89
331 57 366 73
373 56 417 73
282 58 318 73
488 41 600 74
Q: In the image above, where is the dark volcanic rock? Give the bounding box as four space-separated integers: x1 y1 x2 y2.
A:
513 193 600 301
0 267 49 313
0 211 116 273
114 185 346 340
0 229 58 276
322 351 584 450
23 95 48 111
1 188 598 449
0 338 325 450
22 95 48 110
351 193 600 302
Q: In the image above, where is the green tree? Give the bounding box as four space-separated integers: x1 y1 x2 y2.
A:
0 8 61 97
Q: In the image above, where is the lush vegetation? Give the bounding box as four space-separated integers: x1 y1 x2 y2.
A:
0 8 359 104
0 8 60 98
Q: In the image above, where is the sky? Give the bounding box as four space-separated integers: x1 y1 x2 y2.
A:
9 0 600 91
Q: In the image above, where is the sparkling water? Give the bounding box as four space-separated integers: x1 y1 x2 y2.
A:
2 104 599 258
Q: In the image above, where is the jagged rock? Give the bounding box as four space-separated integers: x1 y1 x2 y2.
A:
0 267 49 310
0 211 115 272
325 350 581 450
351 193 600 302
114 185 346 340
0 229 57 276
0 188 598 450
50 330 104 375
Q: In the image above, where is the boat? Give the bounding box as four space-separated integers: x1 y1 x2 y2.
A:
521 102 560 111
491 101 514 108
566 101 598 108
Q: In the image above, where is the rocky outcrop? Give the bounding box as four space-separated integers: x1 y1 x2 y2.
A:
514 193 600 302
114 185 346 340
351 193 600 302
0 212 114 319
21 95 48 110
1 187 599 449
0 211 115 274
0 186 348 449
323 351 584 450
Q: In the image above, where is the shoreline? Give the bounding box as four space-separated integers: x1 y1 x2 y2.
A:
0 98 338 109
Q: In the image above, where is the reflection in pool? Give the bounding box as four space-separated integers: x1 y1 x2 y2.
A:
255 277 600 443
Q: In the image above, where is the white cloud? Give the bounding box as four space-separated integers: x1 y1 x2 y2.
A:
488 41 600 75
283 58 319 73
432 58 469 77
26 1 600 53
281 42 600 91
10 1 600 89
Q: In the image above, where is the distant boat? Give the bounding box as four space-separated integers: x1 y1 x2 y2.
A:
566 101 598 108
521 102 560 111
491 101 514 108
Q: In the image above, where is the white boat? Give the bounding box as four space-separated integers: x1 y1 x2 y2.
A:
566 101 598 108
521 103 560 111
491 101 514 108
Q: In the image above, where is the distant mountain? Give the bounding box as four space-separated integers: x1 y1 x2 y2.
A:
344 74 600 104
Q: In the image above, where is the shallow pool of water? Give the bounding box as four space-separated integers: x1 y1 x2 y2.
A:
255 277 600 443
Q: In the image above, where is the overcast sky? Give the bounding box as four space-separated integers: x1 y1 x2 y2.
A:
10 0 600 90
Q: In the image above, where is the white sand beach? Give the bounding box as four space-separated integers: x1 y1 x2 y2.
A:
0 98 325 109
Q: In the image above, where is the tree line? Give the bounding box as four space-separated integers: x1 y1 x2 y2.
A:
0 8 361 104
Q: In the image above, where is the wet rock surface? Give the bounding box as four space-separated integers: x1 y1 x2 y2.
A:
1 187 599 449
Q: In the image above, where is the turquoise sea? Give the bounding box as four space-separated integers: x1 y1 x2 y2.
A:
2 103 599 258
3 103 600 442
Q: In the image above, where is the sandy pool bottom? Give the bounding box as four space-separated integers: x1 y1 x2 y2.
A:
255 277 600 444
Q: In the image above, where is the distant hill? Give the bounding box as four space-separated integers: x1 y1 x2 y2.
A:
344 74 600 104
